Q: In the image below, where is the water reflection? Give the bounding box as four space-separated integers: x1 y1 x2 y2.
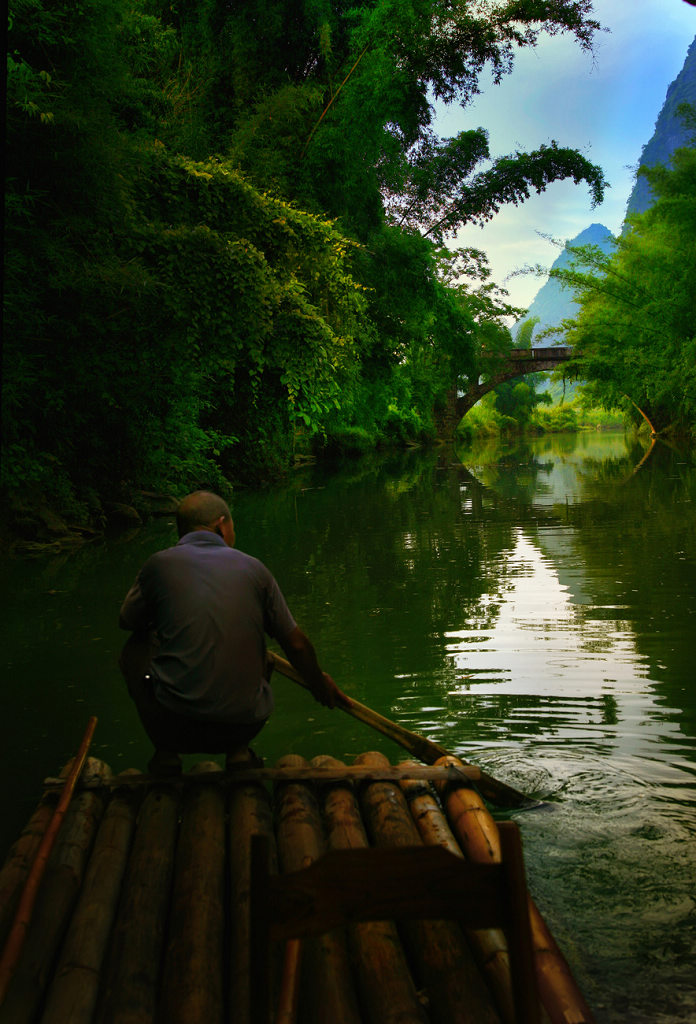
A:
450 436 696 749
445 434 696 1021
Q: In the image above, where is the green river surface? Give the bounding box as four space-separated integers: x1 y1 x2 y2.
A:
2 432 695 1022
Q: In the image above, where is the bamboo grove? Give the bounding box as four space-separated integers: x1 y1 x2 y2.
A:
6 0 666 522
543 118 696 436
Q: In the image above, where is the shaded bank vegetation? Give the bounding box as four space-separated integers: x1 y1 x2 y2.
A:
3 0 608 528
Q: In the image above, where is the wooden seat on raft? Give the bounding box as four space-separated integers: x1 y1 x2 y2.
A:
249 820 540 1024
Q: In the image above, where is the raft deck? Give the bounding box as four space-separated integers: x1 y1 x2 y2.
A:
0 752 594 1024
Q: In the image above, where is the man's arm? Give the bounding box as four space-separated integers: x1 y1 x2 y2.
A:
119 578 153 632
279 626 347 709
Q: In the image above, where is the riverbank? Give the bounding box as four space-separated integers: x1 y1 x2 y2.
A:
0 490 180 558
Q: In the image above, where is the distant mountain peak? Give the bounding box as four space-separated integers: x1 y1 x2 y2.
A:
515 225 614 343
624 34 696 220
517 33 696 340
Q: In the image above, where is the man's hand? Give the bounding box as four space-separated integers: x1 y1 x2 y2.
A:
281 627 350 709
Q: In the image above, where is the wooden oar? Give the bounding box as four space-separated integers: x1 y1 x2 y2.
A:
267 652 538 809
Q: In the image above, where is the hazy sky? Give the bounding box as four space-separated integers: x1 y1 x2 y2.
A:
436 1 696 309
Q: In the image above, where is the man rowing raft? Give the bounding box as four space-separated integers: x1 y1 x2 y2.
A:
118 490 345 775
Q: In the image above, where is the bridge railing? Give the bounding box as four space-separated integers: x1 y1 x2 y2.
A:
505 346 573 362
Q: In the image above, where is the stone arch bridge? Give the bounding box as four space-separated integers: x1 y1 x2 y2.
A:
455 346 574 419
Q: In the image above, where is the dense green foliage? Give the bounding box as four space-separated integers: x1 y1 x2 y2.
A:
548 124 696 435
3 0 610 518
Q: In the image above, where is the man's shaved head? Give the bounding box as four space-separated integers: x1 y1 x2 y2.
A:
176 491 232 538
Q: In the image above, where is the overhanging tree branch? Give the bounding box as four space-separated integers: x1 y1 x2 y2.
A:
424 142 606 240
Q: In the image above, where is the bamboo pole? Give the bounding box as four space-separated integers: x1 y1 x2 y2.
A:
355 751 502 1024
525 907 594 1024
398 770 464 855
433 757 594 1024
432 757 502 864
39 776 141 1024
161 763 226 1024
314 755 428 1024
399 764 521 1024
0 759 108 1024
98 783 180 1024
271 759 318 1024
0 796 59 951
0 716 98 1009
274 754 361 1024
275 939 302 1024
228 773 277 1024
267 651 536 808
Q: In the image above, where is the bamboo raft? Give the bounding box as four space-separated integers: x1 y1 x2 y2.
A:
0 727 595 1024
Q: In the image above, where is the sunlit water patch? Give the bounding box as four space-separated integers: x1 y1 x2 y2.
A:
439 532 665 750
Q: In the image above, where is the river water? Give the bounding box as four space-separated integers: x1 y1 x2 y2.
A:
1 432 695 1022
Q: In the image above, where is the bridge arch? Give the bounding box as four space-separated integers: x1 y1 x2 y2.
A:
455 346 574 419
